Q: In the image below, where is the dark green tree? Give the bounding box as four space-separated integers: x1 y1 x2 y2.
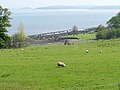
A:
72 25 78 35
96 25 106 32
0 6 11 48
96 29 108 39
107 12 120 28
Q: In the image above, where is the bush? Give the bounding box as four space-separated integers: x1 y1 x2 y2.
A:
11 23 27 48
96 28 120 40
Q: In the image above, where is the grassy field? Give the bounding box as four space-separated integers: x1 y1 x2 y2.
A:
75 33 96 40
0 34 120 90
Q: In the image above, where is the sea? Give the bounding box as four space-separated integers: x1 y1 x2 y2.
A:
8 9 119 35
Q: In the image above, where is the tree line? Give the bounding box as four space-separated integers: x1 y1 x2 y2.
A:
96 12 120 39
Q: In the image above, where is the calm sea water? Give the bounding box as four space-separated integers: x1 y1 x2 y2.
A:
8 9 119 35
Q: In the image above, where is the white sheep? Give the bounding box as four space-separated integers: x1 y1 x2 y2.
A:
21 48 24 51
100 50 102 53
86 50 89 53
57 62 66 67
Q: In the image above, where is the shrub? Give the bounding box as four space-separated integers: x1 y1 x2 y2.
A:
96 28 120 40
11 23 27 48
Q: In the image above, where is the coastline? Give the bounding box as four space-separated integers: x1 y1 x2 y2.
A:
27 27 96 46
8 8 118 36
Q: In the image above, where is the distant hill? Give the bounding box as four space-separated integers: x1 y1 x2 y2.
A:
36 5 120 9
91 5 120 9
36 5 94 9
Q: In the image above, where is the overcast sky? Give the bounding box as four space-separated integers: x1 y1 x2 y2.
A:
1 0 120 8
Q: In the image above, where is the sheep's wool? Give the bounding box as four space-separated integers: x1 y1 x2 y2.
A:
86 50 89 53
57 62 66 67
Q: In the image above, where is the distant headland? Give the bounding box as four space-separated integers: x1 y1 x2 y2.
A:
35 5 120 9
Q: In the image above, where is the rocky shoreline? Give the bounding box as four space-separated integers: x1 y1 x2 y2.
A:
27 27 96 46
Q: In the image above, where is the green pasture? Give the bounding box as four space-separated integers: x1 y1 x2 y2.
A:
0 34 120 90
75 33 96 40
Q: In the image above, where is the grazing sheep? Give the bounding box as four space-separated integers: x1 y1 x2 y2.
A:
100 50 102 53
57 62 66 67
86 50 89 53
21 48 24 51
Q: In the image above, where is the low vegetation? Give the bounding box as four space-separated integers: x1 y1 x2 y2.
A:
75 34 96 40
96 26 120 40
11 22 27 48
